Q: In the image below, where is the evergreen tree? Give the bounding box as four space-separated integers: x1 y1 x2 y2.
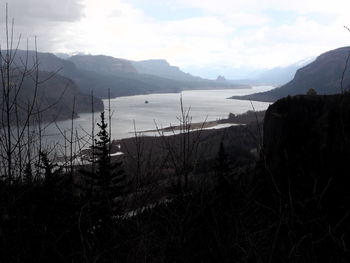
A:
79 112 127 262
37 151 61 188
83 111 126 214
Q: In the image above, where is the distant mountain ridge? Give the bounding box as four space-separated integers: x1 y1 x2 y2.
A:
0 69 103 123
230 47 350 102
252 57 314 86
69 55 137 75
10 51 245 112
131 59 201 81
65 54 246 98
69 55 204 82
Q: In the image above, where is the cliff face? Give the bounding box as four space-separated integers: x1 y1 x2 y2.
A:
261 94 350 230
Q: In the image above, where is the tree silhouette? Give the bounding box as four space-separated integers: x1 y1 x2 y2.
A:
306 88 317 95
83 111 126 216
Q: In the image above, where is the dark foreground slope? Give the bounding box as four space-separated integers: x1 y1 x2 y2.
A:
257 94 350 261
231 46 350 102
1 95 350 262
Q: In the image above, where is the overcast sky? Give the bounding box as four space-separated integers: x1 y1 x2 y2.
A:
2 0 350 75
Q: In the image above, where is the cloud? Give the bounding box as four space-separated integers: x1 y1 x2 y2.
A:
1 0 350 75
172 0 350 16
4 0 84 24
160 17 235 37
0 1 85 50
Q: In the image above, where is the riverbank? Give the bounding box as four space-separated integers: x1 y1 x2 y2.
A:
135 110 265 134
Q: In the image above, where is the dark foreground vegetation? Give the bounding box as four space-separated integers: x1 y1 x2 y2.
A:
1 93 350 262
1 6 350 261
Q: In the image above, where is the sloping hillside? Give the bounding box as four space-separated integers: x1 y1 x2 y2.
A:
12 51 246 99
132 59 199 81
231 47 350 102
0 71 103 123
12 51 180 98
67 54 245 97
252 57 314 86
69 55 137 75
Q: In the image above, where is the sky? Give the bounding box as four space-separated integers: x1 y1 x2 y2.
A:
1 0 350 78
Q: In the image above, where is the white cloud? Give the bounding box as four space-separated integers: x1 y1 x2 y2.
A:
225 13 270 27
2 0 84 24
172 0 350 16
160 17 235 37
2 0 350 74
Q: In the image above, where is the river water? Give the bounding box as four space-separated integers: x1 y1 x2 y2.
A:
41 86 274 149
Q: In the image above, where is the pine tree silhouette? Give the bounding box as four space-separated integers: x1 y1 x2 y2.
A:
83 112 126 215
79 112 127 262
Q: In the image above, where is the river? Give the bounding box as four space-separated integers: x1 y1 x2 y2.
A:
41 86 274 149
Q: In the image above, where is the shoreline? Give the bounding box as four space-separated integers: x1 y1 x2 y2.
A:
132 109 266 134
133 120 231 134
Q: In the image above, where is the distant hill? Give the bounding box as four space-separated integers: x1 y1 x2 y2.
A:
216 75 227 82
69 55 137 75
0 71 103 124
131 59 200 81
182 65 264 80
9 51 104 119
65 54 246 98
12 51 181 98
223 58 313 86
27 72 104 122
231 47 350 102
252 58 314 86
182 58 312 86
12 51 247 100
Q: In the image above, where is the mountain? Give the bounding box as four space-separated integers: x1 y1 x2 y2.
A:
10 51 104 117
69 55 137 75
181 58 313 86
182 65 265 80
0 71 103 123
13 50 78 76
252 57 314 86
27 72 104 122
66 55 245 98
216 75 227 82
230 47 350 102
12 51 246 101
131 59 200 81
12 51 180 98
